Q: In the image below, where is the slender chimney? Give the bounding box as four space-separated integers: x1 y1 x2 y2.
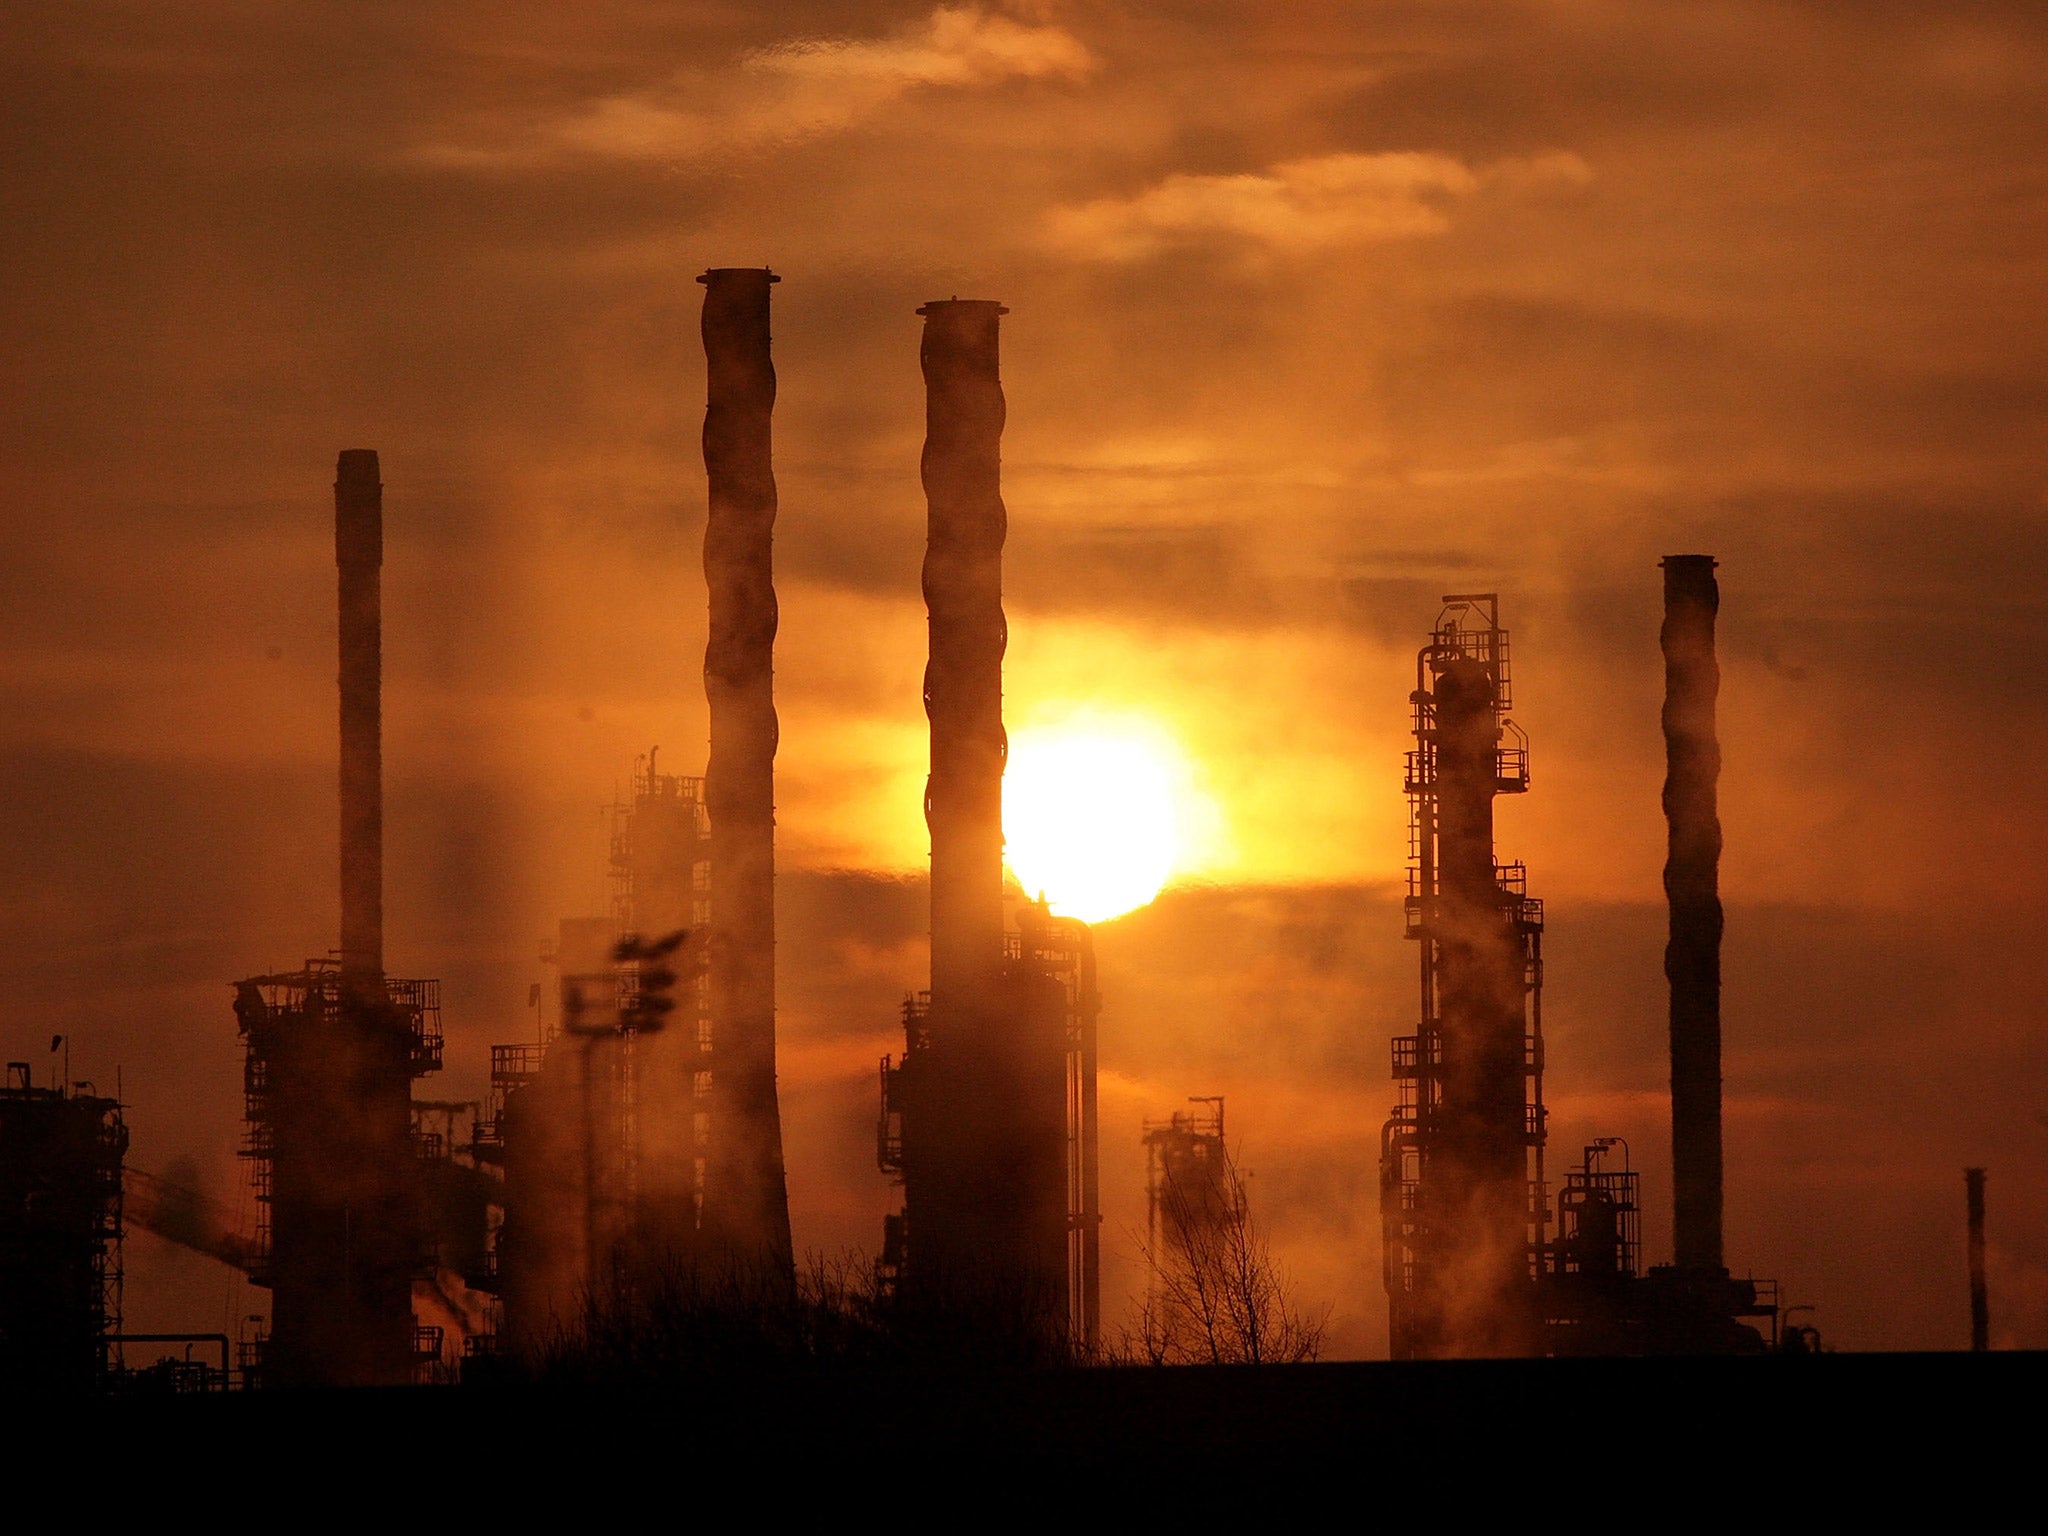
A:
336 450 383 993
1662 555 1723 1271
919 300 1010 1017
697 268 793 1275
1966 1167 1989 1352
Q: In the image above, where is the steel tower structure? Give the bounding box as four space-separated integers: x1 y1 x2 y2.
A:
1381 595 1546 1359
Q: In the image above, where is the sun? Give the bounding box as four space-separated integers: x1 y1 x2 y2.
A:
1003 718 1189 924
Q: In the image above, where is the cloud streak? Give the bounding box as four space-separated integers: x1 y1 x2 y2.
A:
1040 150 1591 262
425 7 1095 168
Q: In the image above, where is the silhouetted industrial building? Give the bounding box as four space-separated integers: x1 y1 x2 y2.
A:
877 298 1101 1357
487 788 705 1351
487 271 798 1343
0 1062 126 1395
231 451 444 1388
1381 578 1781 1357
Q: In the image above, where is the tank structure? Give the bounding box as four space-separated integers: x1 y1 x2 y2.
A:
477 922 588 1353
605 752 712 1272
0 1062 127 1395
410 1100 498 1374
485 898 679 1349
1143 1097 1231 1261
876 298 1100 1358
231 451 444 1389
1539 1139 1643 1350
1380 595 1545 1359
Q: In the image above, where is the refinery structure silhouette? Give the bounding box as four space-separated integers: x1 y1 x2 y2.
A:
10 268 2009 1399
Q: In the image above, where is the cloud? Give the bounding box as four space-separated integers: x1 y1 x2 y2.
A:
756 5 1095 88
1040 150 1590 262
430 7 1095 168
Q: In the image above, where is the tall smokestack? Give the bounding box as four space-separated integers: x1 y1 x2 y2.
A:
698 268 793 1276
919 300 1010 1015
1662 554 1723 1272
1966 1167 1989 1352
336 450 383 994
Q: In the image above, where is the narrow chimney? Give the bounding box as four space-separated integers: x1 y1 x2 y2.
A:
698 267 793 1275
919 300 1010 1017
336 450 383 993
1966 1167 1989 1352
1662 555 1723 1271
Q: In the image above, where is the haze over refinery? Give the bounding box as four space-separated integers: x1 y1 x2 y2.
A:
4 2 2047 1365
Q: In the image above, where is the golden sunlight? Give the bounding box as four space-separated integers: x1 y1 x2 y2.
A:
1003 717 1193 923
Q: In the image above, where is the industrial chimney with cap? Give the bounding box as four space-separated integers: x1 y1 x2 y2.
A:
876 299 1100 1357
696 266 794 1281
1661 554 1724 1275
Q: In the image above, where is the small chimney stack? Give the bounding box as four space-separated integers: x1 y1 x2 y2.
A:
1661 554 1724 1272
1966 1167 1989 1352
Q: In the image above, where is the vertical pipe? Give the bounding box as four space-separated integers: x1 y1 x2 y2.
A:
1079 933 1101 1356
310 448 410 1386
919 300 1010 1021
1662 555 1724 1272
698 268 794 1277
335 450 383 994
1966 1167 1989 1352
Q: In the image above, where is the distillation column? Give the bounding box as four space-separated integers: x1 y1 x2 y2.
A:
1382 598 1542 1359
1427 651 1538 1356
696 267 794 1279
1662 555 1724 1274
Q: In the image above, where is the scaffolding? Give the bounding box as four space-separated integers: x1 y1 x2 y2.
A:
0 1061 127 1394
234 958 441 1283
230 957 442 1387
482 762 706 1349
607 752 714 1244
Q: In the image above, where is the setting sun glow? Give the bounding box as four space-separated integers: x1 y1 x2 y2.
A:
1003 720 1189 923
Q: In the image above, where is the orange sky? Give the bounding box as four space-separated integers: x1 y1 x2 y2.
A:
5 2 2048 1354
